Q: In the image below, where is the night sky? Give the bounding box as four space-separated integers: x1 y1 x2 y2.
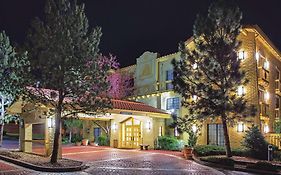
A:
0 0 281 67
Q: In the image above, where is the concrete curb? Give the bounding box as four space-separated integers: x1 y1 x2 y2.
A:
0 155 88 172
192 154 281 175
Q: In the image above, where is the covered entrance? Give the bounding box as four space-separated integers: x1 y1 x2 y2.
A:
121 118 142 148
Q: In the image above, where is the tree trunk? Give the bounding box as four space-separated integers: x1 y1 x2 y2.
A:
50 91 63 164
0 123 4 147
221 114 232 157
69 130 72 143
0 96 5 147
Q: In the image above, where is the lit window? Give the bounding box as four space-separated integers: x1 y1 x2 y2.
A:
264 91 270 101
166 70 173 81
238 51 246 60
237 122 245 132
255 52 260 60
237 86 245 96
159 126 163 136
166 97 180 110
264 60 270 70
264 125 269 133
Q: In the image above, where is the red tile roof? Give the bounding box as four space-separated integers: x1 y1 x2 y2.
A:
26 87 168 115
112 99 168 114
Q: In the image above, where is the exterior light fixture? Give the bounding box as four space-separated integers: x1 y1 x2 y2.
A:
192 95 198 101
237 86 245 96
255 52 260 60
264 60 270 70
264 125 269 133
112 122 117 132
192 63 198 69
192 124 197 133
238 51 246 60
47 117 55 128
264 91 270 101
146 121 152 131
237 122 245 132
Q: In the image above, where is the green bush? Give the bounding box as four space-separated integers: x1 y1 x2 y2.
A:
71 134 82 143
246 161 278 172
97 135 109 146
242 125 269 160
194 145 249 157
62 137 69 144
157 136 183 151
200 156 234 167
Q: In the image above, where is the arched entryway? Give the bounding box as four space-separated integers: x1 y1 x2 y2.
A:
121 118 142 148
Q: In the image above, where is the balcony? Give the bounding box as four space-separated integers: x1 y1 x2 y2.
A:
260 103 270 119
276 80 281 96
258 67 269 87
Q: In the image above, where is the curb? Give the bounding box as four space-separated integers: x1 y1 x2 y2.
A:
192 154 281 175
0 155 88 172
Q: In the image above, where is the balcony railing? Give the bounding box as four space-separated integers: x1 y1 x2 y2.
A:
260 103 270 118
276 80 281 96
265 133 281 149
258 67 269 87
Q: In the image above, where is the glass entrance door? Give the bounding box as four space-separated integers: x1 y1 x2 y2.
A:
123 118 141 148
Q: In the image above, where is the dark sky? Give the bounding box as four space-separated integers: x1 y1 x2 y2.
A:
0 0 281 67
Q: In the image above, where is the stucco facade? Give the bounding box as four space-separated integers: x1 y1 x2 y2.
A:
123 25 281 148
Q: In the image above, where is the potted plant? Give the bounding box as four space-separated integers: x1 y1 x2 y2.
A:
183 130 198 159
82 138 89 146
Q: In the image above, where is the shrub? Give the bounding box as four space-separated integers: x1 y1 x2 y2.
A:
97 135 109 146
193 145 249 157
242 125 269 160
71 134 82 143
200 156 234 167
246 161 278 172
62 137 69 144
157 136 182 151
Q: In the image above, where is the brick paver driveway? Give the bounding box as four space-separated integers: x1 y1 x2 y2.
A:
63 146 256 175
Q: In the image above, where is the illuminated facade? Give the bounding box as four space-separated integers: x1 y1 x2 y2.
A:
122 25 281 148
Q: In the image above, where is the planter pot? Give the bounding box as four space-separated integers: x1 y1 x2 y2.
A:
182 146 193 159
75 142 82 146
82 139 89 146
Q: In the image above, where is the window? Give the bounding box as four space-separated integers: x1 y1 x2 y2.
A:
166 70 173 81
276 96 280 109
159 126 163 136
207 124 224 146
166 97 180 110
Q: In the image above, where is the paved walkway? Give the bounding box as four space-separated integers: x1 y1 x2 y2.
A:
0 145 257 175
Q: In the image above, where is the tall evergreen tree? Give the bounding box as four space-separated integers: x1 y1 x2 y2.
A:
26 0 113 163
0 32 29 146
172 0 253 157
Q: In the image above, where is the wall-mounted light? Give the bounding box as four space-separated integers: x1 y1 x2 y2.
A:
146 121 152 131
192 124 197 133
264 60 270 70
255 52 260 61
112 122 117 132
192 63 198 69
237 86 245 96
237 122 245 132
47 117 55 128
264 124 269 133
238 51 246 60
264 91 270 101
192 95 198 102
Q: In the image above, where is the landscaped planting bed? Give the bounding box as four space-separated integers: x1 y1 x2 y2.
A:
0 150 83 169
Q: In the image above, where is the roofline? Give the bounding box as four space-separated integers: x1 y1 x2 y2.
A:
243 24 281 60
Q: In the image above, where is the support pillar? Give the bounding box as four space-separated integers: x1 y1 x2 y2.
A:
19 123 32 153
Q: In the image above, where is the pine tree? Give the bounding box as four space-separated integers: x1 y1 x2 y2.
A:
242 125 268 159
172 0 253 157
25 0 114 163
0 32 29 146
